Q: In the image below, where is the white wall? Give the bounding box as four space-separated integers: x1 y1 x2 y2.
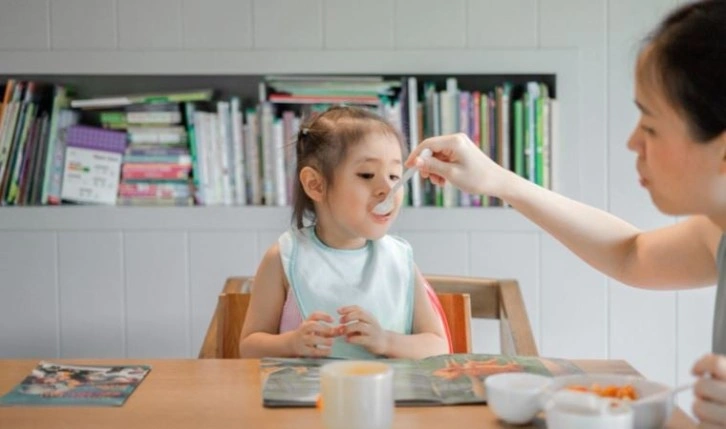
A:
0 0 712 412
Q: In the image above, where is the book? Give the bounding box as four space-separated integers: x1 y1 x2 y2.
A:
0 361 151 407
261 353 583 408
61 147 123 205
70 89 213 110
66 125 127 154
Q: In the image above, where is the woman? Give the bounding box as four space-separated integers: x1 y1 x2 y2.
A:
407 0 726 426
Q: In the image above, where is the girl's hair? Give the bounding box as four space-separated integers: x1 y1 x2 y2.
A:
291 105 406 229
642 0 726 142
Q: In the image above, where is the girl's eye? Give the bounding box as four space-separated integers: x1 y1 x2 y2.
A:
389 175 400 181
641 126 656 136
357 173 374 180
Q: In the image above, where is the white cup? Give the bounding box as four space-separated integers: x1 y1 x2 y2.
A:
320 361 394 429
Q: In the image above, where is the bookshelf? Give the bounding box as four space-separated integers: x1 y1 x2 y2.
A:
0 49 578 228
0 48 579 195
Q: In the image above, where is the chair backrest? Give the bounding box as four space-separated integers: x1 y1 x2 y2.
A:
199 275 538 358
425 275 538 356
435 292 471 354
215 292 251 359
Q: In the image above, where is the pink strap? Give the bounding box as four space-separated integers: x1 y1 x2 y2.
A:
424 280 453 353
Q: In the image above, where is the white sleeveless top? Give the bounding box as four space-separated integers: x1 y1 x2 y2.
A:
278 226 415 359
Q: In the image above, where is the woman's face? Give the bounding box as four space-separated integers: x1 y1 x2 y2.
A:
627 51 726 216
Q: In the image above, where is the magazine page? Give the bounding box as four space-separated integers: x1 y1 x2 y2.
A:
260 358 441 408
0 361 151 407
419 354 582 404
260 354 582 408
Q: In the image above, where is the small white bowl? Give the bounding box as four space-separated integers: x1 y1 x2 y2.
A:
542 374 673 429
485 372 552 425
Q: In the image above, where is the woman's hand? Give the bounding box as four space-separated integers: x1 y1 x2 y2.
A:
692 353 726 427
337 305 389 356
406 133 512 197
287 311 337 358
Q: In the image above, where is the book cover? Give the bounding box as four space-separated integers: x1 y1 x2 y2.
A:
0 361 151 407
66 125 127 154
261 353 582 408
61 147 123 205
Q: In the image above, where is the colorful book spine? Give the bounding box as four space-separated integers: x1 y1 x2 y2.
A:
121 163 191 180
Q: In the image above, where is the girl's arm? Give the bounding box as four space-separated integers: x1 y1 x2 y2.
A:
382 267 449 359
238 243 294 357
239 243 334 358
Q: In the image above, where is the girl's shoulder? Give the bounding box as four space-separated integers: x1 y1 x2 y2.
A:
379 233 411 246
376 234 414 256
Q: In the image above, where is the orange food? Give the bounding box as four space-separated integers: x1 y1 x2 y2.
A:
566 383 638 400
316 395 324 410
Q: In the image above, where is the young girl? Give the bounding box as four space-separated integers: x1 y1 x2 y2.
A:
239 106 448 359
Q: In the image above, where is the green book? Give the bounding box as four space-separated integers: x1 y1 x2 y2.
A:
70 89 213 110
513 99 524 178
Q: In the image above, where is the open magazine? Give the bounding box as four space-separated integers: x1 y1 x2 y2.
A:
261 353 582 407
0 361 151 407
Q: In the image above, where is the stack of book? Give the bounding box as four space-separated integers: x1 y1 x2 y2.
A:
118 104 192 206
72 89 213 206
0 81 80 206
264 75 400 106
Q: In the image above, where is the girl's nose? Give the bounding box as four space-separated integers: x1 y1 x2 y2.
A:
375 176 394 197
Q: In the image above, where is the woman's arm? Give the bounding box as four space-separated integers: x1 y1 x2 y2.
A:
409 134 721 290
502 176 721 289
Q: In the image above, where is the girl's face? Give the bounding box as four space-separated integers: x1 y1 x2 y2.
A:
627 52 726 216
316 132 404 248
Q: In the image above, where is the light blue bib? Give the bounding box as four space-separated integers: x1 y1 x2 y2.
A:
279 226 415 359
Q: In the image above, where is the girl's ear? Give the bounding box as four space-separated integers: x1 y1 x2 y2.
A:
719 131 726 174
300 166 325 202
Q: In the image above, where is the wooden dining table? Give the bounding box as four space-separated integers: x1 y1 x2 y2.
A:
0 358 696 429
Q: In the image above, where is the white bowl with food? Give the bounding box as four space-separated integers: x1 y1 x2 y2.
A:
541 374 673 429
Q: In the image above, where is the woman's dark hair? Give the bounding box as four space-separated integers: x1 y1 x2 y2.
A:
291 105 406 229
641 0 726 142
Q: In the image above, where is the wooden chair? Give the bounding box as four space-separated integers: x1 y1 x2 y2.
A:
425 275 538 356
199 275 537 359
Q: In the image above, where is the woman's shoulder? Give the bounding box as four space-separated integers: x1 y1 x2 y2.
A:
686 215 724 260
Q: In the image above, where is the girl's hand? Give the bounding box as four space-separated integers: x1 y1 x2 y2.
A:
287 311 337 358
692 353 726 427
406 133 512 197
337 305 389 356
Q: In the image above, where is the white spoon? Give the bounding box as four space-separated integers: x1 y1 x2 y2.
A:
635 381 694 404
372 148 432 215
